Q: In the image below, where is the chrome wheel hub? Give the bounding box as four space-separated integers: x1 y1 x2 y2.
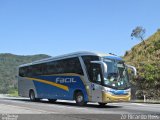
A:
77 95 83 102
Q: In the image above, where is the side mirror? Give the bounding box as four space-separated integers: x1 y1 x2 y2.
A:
90 61 108 75
126 64 137 76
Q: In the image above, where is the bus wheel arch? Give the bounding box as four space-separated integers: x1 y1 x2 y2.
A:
73 90 87 106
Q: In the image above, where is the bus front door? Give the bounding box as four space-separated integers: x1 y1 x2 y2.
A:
90 64 102 102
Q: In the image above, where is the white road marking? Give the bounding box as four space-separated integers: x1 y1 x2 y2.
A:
129 103 149 106
110 102 148 106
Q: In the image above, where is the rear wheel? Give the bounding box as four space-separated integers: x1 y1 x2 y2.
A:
29 90 40 102
75 92 87 106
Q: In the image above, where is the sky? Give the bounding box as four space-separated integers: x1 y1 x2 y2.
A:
0 0 160 57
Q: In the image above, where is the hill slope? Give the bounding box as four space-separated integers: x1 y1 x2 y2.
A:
124 31 160 100
0 53 50 93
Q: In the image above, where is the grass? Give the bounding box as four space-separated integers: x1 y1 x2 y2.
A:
8 89 18 97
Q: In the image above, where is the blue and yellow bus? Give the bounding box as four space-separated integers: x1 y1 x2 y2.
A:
18 52 136 106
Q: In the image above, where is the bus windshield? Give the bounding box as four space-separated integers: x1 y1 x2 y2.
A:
103 59 130 90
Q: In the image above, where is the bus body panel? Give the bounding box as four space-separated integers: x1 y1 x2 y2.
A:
90 83 103 102
102 88 131 103
18 77 38 98
18 75 89 102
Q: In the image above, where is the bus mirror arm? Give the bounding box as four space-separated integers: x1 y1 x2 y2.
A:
126 64 137 76
90 61 108 75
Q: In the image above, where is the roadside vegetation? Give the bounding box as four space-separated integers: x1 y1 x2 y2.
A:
124 30 160 101
8 88 18 97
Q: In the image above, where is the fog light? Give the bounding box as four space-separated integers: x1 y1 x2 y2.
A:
86 85 89 89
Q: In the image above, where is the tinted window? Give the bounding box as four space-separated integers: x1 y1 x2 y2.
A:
19 67 28 77
42 57 84 75
92 64 102 84
19 57 84 77
82 56 100 82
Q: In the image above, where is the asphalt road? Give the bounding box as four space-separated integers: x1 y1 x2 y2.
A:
0 96 160 120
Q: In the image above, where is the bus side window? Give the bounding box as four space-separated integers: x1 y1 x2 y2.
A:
82 55 100 82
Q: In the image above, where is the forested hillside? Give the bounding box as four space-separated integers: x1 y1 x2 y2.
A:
124 31 160 100
0 53 50 93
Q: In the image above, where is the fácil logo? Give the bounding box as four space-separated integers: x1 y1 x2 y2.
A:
56 77 76 83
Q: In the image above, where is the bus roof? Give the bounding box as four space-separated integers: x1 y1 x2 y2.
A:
19 51 122 67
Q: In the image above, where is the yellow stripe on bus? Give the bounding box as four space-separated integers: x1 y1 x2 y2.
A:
26 77 69 91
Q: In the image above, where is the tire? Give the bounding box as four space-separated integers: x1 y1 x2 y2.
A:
98 102 107 106
75 92 87 106
29 90 40 102
48 99 57 102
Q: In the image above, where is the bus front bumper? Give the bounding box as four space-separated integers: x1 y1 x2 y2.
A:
102 91 131 103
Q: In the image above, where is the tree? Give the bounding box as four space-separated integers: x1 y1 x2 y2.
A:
131 26 146 45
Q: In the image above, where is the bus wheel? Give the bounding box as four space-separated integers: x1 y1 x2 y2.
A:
48 99 57 103
98 102 107 106
29 90 38 102
75 92 87 106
